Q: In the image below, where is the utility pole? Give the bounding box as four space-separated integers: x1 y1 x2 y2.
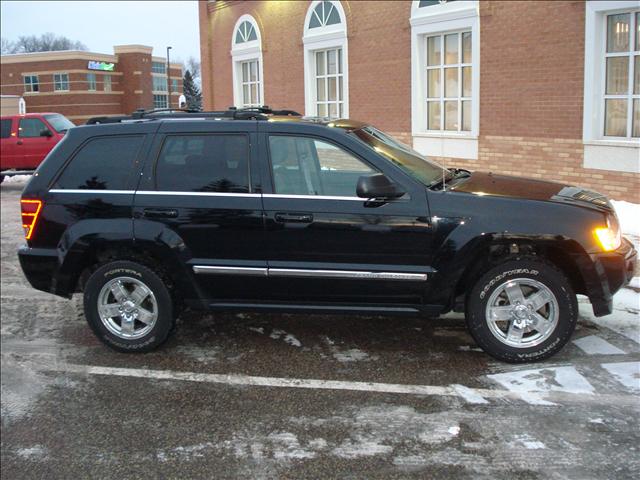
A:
166 46 172 109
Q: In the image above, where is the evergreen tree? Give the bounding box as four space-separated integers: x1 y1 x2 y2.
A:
183 70 202 111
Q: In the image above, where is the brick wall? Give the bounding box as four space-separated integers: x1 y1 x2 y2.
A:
1 48 184 125
199 0 639 202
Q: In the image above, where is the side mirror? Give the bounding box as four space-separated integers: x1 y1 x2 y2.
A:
40 129 53 137
356 173 405 199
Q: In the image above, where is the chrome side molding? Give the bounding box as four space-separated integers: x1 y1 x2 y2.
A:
192 265 268 276
193 265 427 281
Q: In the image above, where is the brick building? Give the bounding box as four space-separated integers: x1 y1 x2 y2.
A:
199 0 639 202
0 45 183 124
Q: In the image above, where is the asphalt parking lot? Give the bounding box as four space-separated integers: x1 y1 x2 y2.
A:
1 178 639 479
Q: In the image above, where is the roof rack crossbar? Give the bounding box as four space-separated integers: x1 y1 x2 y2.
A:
85 106 302 125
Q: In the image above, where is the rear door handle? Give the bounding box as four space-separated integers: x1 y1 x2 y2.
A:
143 208 178 219
274 212 313 223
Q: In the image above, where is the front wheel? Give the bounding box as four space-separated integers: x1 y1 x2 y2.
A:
83 260 175 352
466 259 577 363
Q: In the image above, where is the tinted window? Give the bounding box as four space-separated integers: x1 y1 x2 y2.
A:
0 119 11 139
19 118 49 138
43 114 74 133
268 136 375 196
155 135 249 192
55 135 144 190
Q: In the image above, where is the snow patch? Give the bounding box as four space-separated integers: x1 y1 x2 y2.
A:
452 384 489 404
512 434 546 450
15 445 48 460
332 348 373 362
611 200 640 237
579 289 640 345
573 335 625 355
248 326 264 334
2 174 32 184
269 329 301 347
332 438 393 458
487 366 595 404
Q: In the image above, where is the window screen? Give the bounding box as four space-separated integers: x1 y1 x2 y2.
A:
268 136 375 196
0 119 12 139
55 135 144 190
155 135 250 193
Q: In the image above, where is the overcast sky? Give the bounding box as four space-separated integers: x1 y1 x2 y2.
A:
0 1 200 63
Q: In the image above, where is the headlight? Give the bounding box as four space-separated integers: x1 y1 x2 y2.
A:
594 214 621 251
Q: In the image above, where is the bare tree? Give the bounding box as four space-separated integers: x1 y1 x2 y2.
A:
2 33 88 54
185 56 201 86
1 37 14 55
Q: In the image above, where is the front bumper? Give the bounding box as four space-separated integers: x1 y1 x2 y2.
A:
579 237 637 317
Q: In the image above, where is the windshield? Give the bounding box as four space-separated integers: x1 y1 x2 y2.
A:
350 126 448 186
43 114 75 133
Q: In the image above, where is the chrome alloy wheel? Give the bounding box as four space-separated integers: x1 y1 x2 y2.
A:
485 278 559 348
97 276 158 339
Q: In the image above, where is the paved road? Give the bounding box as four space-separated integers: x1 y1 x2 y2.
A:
1 179 639 479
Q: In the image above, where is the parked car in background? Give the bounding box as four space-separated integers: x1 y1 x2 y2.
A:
0 112 74 182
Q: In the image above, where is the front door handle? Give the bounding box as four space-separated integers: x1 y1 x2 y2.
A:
274 212 313 223
143 208 178 219
16 140 23 145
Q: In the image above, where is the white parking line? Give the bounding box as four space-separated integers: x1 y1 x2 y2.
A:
573 335 626 355
14 358 638 407
601 362 640 393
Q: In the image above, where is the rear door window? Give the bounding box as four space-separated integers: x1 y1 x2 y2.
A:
155 134 250 192
54 135 144 190
0 119 12 139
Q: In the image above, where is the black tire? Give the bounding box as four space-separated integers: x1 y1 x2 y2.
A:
83 260 175 352
466 259 577 363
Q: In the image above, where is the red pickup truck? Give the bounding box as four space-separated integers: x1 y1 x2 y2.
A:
1 113 74 182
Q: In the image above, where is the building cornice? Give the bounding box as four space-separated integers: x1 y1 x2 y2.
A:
1 50 117 64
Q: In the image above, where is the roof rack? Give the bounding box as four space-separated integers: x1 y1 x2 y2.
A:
85 106 301 125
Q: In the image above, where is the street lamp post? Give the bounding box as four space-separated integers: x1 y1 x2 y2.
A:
166 46 172 109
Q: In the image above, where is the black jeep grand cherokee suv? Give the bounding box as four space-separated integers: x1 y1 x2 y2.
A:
18 108 636 362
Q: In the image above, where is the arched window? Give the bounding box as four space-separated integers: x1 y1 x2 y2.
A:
303 1 348 118
231 14 264 108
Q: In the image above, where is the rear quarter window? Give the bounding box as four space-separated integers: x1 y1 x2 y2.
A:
0 119 12 139
54 135 144 190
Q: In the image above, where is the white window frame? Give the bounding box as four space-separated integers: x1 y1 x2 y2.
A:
410 0 479 160
231 14 265 109
153 94 168 109
87 73 97 91
583 1 640 173
303 1 349 118
23 74 39 93
152 75 168 93
103 75 112 92
53 72 69 92
151 61 166 74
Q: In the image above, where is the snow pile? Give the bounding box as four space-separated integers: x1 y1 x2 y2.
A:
611 200 640 237
2 174 32 184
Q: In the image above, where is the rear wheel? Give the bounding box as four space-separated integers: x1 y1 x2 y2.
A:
83 261 175 352
466 259 577 363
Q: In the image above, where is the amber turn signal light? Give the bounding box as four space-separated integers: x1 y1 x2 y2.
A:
20 199 42 240
593 227 620 252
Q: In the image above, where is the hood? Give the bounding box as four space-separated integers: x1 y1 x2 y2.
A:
449 172 613 212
